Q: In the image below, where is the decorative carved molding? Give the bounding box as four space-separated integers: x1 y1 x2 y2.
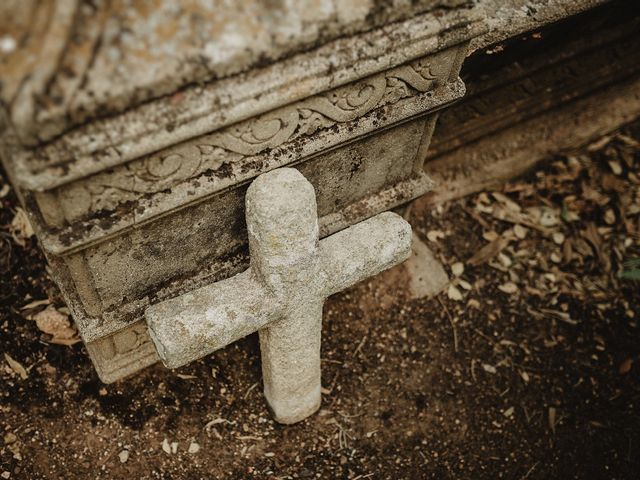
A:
55 52 453 223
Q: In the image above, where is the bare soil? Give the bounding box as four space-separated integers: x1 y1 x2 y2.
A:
1 119 639 479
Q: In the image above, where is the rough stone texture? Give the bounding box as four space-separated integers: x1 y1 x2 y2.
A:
0 5 479 382
0 0 471 145
146 168 412 423
471 0 611 52
0 0 618 382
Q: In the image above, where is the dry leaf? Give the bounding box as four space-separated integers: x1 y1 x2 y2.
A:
514 224 527 239
33 306 80 345
426 230 445 242
451 262 464 276
604 209 615 225
9 208 34 247
552 232 565 245
468 232 513 267
20 299 50 310
619 357 633 374
608 160 622 175
498 282 518 294
483 230 499 242
4 353 28 380
548 407 557 434
482 364 497 374
447 284 463 301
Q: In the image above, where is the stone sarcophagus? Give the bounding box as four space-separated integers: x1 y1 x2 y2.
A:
0 1 484 382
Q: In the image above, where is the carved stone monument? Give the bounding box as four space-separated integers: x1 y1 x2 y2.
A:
0 0 616 385
0 1 484 382
148 168 411 423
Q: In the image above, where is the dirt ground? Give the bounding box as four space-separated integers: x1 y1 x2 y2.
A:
1 118 639 479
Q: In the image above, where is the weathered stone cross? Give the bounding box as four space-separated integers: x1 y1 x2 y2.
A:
146 168 411 424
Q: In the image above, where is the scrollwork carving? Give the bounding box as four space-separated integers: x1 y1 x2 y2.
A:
57 53 453 222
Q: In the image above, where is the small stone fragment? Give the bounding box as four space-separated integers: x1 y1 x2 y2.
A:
552 232 565 245
458 279 472 291
550 252 562 263
118 450 129 463
188 442 200 454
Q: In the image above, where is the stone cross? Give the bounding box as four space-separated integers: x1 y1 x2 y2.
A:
145 168 412 424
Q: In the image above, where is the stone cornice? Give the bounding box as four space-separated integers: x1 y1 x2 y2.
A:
4 9 484 192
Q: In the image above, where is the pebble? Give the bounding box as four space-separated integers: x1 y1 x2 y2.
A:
118 450 129 463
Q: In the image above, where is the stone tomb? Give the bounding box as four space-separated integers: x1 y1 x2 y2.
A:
0 2 483 382
0 0 618 391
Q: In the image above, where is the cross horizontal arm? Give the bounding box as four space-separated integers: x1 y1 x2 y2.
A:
146 270 280 369
319 211 412 297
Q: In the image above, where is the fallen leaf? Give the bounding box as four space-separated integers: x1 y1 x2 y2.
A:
548 407 557 434
33 306 80 345
468 232 514 266
552 232 565 245
619 357 633 374
447 284 463 301
498 282 518 294
604 209 616 225
514 224 527 239
4 353 28 380
20 299 50 310
608 160 622 175
162 439 172 454
9 208 34 247
451 262 464 276
538 207 559 227
482 364 497 374
426 230 445 242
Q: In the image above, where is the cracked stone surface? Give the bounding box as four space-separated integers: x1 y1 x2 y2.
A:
146 168 412 423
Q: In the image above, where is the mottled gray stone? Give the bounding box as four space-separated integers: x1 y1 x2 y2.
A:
146 168 412 423
0 0 611 383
